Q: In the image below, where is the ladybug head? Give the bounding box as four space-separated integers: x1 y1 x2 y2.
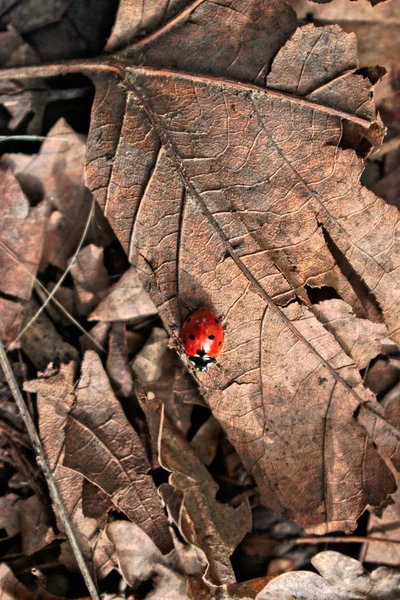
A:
189 355 217 372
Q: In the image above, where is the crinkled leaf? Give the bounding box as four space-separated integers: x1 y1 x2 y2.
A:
143 398 251 585
23 363 116 577
85 12 400 534
257 550 400 600
63 351 173 553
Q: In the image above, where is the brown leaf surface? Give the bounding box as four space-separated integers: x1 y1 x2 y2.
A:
69 244 110 315
85 12 400 534
131 327 169 382
0 168 47 301
106 322 134 397
2 118 112 271
23 363 115 578
257 550 400 600
289 0 400 69
20 298 78 369
63 351 173 554
143 398 251 585
106 520 193 598
89 267 158 323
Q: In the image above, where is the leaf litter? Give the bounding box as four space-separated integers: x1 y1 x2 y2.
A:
0 0 400 598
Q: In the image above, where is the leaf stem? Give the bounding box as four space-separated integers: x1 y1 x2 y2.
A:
0 343 101 600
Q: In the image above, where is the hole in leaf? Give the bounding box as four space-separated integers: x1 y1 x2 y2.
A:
321 225 383 323
305 285 341 304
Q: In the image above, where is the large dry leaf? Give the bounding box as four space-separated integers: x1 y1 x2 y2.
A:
85 7 400 534
63 350 173 553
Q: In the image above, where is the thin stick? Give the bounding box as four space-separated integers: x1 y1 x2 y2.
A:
9 197 96 349
0 342 100 600
292 535 400 546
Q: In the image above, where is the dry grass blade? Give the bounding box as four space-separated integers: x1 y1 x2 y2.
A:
0 240 105 353
0 343 100 600
9 197 96 349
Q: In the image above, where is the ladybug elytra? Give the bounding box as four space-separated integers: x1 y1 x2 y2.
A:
180 308 224 371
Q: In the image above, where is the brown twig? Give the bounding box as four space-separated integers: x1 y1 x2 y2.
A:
292 535 400 546
0 342 100 600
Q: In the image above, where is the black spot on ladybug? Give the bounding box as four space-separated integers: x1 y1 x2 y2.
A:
197 349 206 357
208 335 215 340
189 334 196 340
218 341 222 346
214 319 220 324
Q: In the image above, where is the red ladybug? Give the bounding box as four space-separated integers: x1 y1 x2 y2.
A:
180 308 224 371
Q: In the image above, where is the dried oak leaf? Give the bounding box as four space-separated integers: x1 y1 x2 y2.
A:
63 350 173 553
106 321 134 397
0 168 47 302
20 298 78 369
106 520 195 599
143 398 251 586
257 550 400 600
290 0 400 69
89 267 158 323
23 363 115 578
69 243 110 315
364 482 400 565
2 118 112 271
85 11 400 534
131 327 169 382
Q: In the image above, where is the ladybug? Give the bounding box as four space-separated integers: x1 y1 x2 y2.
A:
180 308 224 372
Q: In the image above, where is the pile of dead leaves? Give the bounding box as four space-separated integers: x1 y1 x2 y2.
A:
0 0 400 598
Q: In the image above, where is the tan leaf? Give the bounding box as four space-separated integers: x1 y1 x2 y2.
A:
0 168 47 301
20 298 78 369
23 363 115 578
69 244 110 315
290 0 400 69
138 337 200 438
84 15 400 534
63 350 172 553
0 297 23 346
89 267 158 323
256 550 400 600
19 493 56 555
312 299 386 369
107 322 134 397
131 327 169 382
107 0 297 85
0 493 21 539
2 119 112 270
106 520 191 599
190 416 221 467
143 398 251 586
